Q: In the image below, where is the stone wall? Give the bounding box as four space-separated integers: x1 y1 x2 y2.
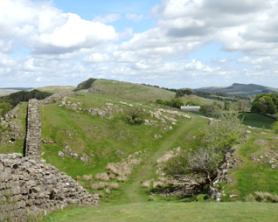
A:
42 91 81 105
0 153 99 222
25 99 41 161
0 95 99 222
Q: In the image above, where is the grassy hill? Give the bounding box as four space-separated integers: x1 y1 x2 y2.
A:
1 79 278 221
196 83 278 96
29 86 75 94
83 78 222 106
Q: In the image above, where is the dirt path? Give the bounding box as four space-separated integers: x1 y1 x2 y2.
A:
122 116 207 203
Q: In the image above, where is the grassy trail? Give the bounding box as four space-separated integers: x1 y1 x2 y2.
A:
122 115 206 204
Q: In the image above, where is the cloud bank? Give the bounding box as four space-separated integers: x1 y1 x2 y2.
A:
1 0 278 88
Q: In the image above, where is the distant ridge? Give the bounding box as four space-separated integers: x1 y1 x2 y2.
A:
195 83 278 96
0 87 33 90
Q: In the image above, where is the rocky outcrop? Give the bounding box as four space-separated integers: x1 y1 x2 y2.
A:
0 153 99 222
25 99 41 161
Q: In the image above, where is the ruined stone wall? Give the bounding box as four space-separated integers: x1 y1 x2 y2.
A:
0 153 99 222
25 99 41 161
41 91 81 105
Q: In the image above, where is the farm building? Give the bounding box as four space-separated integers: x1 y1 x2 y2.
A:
181 106 200 111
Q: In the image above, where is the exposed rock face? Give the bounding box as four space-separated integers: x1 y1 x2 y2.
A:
0 153 99 222
25 99 41 161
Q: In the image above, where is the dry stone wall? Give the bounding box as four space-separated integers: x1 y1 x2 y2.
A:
25 99 41 161
0 153 99 222
42 91 81 105
0 95 99 222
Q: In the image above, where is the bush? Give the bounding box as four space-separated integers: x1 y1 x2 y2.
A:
155 98 184 109
271 121 278 134
186 101 201 106
125 107 146 125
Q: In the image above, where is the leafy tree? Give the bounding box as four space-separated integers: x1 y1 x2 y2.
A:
163 113 245 194
175 90 184 98
251 102 264 112
251 93 278 114
184 88 193 95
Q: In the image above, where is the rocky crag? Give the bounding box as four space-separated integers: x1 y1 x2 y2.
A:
0 95 99 222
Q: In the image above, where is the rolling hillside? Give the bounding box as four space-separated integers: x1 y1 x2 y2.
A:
1 78 278 221
196 83 278 96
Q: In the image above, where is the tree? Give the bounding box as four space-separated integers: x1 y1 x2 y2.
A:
163 113 245 195
184 88 193 95
175 89 184 98
171 98 184 109
251 93 278 114
224 101 230 111
202 113 245 155
251 102 263 112
125 107 146 125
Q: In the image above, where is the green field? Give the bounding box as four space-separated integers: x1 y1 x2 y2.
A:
43 202 278 222
240 113 276 129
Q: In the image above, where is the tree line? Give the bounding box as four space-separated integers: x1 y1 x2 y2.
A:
0 89 52 117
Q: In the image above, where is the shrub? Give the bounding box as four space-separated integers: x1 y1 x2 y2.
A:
271 121 278 134
125 107 146 125
186 101 201 106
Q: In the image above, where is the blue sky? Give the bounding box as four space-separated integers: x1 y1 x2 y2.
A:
1 0 278 89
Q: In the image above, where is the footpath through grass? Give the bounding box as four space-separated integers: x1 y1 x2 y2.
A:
43 202 278 222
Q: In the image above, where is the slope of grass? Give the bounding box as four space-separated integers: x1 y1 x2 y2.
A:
40 92 207 195
220 130 278 201
30 86 75 94
240 113 276 129
87 79 221 107
0 102 27 154
43 202 278 222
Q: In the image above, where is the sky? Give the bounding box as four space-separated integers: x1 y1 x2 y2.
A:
1 0 278 89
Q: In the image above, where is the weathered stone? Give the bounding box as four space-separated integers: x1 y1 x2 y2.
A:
58 151 64 157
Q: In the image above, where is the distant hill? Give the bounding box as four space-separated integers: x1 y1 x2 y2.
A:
0 87 33 96
195 83 278 96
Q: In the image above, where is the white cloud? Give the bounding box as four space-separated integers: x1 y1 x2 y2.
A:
83 53 110 63
1 0 278 89
92 14 121 23
125 13 143 22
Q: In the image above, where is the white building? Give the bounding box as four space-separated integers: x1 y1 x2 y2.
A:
180 106 200 111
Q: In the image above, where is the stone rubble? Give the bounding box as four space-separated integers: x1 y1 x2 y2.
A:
0 153 99 222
